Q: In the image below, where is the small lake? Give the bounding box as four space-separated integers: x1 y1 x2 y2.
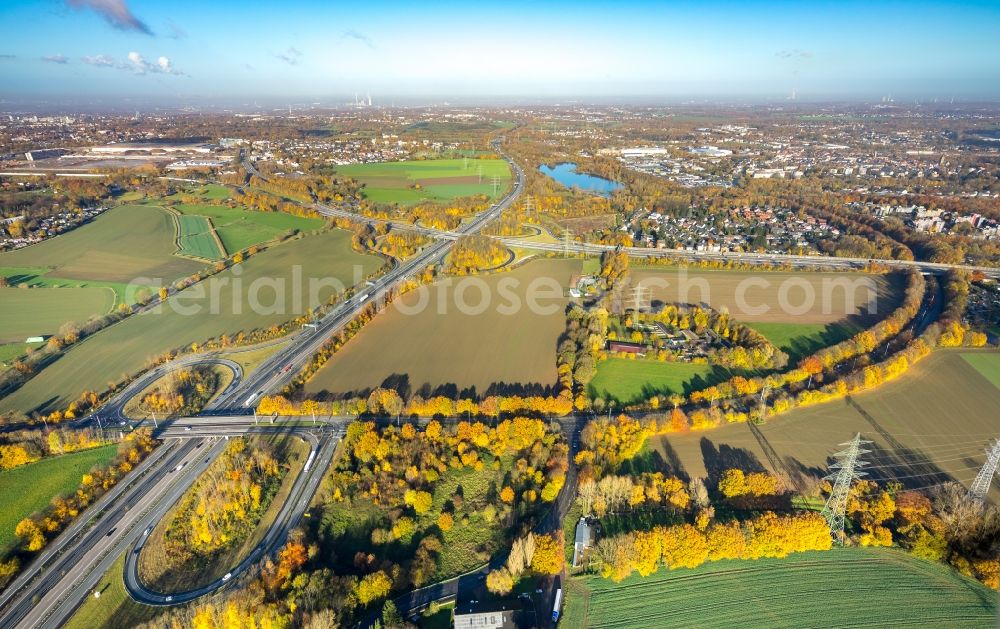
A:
539 162 623 197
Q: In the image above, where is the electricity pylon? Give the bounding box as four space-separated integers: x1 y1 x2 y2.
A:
967 440 1000 510
821 433 872 544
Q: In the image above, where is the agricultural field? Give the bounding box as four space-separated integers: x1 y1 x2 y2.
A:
334 158 511 205
0 342 42 366
562 548 996 628
630 267 904 324
170 203 324 253
174 214 224 260
0 445 117 554
748 321 861 364
0 231 383 416
304 258 580 399
653 350 1000 502
0 286 115 343
588 358 731 405
962 352 1000 389
0 205 203 289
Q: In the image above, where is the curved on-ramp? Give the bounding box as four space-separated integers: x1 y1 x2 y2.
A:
121 431 335 607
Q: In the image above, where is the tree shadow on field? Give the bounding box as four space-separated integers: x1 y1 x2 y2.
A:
700 437 767 487
843 396 953 489
783 456 827 495
483 381 560 397
380 373 411 399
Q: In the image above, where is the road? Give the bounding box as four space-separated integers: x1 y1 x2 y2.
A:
122 430 340 607
0 138 524 628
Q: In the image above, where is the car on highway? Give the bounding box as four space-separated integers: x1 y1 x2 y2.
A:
222 572 232 582
165 596 172 602
184 426 192 431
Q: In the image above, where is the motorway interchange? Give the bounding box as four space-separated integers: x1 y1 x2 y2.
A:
2 138 995 629
0 139 525 629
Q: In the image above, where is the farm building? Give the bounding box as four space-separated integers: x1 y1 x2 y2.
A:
607 340 646 355
453 602 517 629
573 517 595 567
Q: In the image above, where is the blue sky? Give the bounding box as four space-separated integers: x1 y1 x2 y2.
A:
1 0 999 105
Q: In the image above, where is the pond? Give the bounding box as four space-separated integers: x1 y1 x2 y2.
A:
538 162 623 197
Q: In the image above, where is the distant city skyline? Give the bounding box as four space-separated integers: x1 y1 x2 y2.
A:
1 0 999 105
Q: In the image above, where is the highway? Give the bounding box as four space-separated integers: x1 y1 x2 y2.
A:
122 431 340 607
10 134 981 627
0 138 523 628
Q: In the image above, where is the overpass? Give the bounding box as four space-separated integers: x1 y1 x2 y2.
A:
0 138 524 628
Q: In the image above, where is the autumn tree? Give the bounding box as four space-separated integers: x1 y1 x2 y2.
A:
531 533 565 575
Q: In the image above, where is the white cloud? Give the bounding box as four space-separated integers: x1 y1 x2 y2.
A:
82 54 119 67
42 54 69 64
80 52 182 75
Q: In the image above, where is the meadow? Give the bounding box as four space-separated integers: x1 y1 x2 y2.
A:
962 352 1000 389
0 445 117 554
304 258 580 399
654 350 1000 502
0 286 115 343
562 548 996 628
748 321 861 363
334 158 511 205
0 205 203 287
0 231 382 416
170 203 324 253
587 359 731 405
630 267 903 324
0 342 41 366
175 214 224 260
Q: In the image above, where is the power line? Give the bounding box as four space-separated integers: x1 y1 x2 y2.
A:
821 433 872 544
967 439 1000 510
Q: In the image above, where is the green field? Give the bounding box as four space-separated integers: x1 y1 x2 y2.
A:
0 342 41 366
563 548 996 628
655 350 1000 501
171 203 324 252
749 321 860 363
588 358 731 405
0 287 115 343
0 231 383 416
961 352 1000 390
175 215 224 260
0 205 203 287
304 258 579 398
334 158 511 205
0 445 117 554
195 184 231 201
